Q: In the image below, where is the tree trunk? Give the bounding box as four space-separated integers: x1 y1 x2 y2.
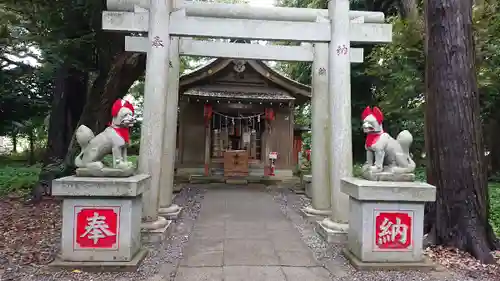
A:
424 0 498 263
11 131 17 153
27 65 88 201
399 0 419 22
28 130 35 165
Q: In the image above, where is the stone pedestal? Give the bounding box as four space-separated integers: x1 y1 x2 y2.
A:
341 177 436 270
50 174 150 271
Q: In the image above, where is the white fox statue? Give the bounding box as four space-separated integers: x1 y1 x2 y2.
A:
361 106 416 181
74 99 136 177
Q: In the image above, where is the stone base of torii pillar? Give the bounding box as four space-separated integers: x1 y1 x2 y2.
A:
158 204 183 220
316 218 349 244
141 216 173 243
300 206 331 222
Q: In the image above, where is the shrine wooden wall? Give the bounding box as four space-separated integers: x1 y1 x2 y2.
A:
263 107 294 169
177 102 205 166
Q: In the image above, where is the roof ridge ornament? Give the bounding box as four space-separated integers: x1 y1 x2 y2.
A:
233 60 246 73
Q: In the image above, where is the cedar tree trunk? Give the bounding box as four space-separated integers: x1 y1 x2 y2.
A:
11 131 17 153
28 130 35 166
28 65 88 201
399 0 419 22
424 0 498 263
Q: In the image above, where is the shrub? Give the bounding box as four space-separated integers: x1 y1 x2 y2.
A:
489 183 500 235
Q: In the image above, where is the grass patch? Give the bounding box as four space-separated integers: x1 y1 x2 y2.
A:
0 155 140 197
489 183 500 235
0 164 40 196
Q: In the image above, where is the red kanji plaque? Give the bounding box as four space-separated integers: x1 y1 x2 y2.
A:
374 211 413 251
74 207 120 249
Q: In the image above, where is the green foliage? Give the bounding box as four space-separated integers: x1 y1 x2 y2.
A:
0 65 52 135
0 3 54 140
0 154 139 197
489 183 500 235
365 17 426 160
474 4 500 122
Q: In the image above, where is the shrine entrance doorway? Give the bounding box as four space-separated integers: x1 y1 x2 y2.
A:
210 108 264 161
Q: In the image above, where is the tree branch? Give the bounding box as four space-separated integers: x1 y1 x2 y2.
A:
0 55 35 70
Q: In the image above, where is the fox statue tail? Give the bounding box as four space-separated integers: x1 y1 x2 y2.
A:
74 125 95 168
396 130 416 171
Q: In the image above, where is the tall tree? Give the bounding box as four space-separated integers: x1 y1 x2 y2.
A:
424 0 498 263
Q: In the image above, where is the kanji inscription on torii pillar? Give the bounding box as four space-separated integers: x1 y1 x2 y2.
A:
373 211 413 251
74 207 120 249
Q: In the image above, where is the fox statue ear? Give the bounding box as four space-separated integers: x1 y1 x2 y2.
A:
361 106 372 120
111 99 123 117
372 107 384 124
123 100 135 115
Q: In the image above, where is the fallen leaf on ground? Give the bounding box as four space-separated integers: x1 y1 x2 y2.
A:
0 197 61 271
424 246 500 278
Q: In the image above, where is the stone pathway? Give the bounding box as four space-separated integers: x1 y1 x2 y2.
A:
175 188 330 281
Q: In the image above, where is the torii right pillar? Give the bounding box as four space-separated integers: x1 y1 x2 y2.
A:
316 0 352 243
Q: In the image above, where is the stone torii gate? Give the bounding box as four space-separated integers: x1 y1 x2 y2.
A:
102 0 392 242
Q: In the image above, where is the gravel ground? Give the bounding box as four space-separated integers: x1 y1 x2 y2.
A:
269 186 499 281
0 185 205 281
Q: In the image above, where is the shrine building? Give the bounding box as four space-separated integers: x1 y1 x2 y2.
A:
175 58 311 178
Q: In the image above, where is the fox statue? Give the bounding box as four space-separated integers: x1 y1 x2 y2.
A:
361 106 416 176
74 99 136 173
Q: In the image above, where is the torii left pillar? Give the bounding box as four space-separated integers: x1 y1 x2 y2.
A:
139 0 173 243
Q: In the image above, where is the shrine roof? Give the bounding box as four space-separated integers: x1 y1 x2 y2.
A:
179 58 311 104
183 89 295 102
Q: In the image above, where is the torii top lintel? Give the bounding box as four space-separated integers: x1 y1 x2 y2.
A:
102 1 392 44
106 1 386 23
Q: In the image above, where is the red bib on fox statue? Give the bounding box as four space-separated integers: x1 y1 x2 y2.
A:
361 106 384 148
111 99 135 143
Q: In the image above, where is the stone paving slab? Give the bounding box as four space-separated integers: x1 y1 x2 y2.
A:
174 188 330 281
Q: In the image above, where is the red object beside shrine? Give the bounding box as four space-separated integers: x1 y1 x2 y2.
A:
293 136 303 165
265 108 275 121
204 104 213 126
305 149 311 161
